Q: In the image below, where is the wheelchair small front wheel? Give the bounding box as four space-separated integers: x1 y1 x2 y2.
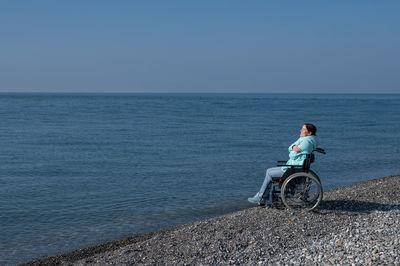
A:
281 172 323 211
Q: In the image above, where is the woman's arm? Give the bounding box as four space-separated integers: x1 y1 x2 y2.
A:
293 139 316 153
292 144 302 153
288 138 301 152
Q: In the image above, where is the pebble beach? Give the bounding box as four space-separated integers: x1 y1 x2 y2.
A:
24 175 400 265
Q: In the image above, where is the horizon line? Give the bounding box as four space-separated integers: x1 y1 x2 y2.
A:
0 91 399 95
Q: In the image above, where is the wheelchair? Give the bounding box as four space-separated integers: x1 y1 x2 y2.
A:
260 148 326 211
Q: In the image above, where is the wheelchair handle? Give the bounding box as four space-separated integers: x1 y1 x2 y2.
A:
313 148 326 154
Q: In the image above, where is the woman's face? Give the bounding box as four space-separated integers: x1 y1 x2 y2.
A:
300 125 311 137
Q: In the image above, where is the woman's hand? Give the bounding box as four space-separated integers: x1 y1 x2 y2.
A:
292 144 302 153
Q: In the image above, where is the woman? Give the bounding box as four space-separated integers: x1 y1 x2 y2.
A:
248 123 318 204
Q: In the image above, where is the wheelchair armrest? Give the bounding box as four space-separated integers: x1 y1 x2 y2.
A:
277 160 287 167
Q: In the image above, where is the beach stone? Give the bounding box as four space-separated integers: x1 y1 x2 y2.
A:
23 175 400 266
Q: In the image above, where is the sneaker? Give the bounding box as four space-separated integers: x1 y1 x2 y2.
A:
248 192 262 204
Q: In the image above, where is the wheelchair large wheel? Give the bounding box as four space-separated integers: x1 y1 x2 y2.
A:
281 172 323 211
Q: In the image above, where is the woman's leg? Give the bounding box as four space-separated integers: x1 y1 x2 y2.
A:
258 167 285 195
248 167 285 204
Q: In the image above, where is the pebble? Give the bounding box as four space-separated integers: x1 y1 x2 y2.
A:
23 175 400 265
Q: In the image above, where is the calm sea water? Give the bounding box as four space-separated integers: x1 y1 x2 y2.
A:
1 93 399 264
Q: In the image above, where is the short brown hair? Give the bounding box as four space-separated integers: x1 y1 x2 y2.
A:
304 123 317 135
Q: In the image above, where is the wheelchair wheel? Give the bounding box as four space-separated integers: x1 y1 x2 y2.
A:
281 172 323 211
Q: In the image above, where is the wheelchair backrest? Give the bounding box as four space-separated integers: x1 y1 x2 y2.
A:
303 153 315 170
303 148 326 171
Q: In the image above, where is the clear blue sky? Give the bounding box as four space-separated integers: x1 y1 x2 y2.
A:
1 1 399 93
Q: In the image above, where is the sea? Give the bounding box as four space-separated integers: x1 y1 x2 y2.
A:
0 93 399 265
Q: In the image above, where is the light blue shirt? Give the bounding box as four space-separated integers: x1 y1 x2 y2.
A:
282 135 318 171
